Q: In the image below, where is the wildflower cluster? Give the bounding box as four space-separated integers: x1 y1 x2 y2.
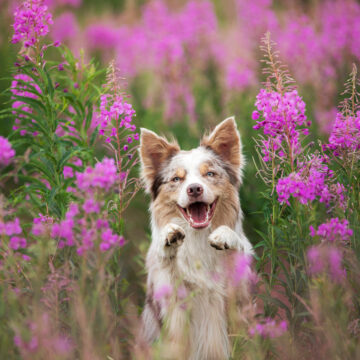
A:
12 0 53 48
96 64 138 148
50 158 125 255
310 218 353 243
253 89 309 162
323 65 360 162
325 112 360 156
276 155 337 206
98 94 136 143
0 216 29 261
75 158 118 191
251 35 360 360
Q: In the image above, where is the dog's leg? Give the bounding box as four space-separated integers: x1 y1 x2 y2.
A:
208 225 253 254
142 223 186 344
154 223 185 261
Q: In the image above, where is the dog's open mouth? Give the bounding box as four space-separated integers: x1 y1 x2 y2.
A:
178 200 217 229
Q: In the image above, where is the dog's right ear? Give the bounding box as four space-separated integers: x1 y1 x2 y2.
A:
139 128 180 195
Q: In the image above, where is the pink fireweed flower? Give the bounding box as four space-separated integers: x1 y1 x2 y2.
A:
276 155 332 205
66 203 79 218
324 111 360 158
249 318 288 338
22 254 31 261
32 214 53 236
307 245 345 282
0 136 15 166
319 182 347 210
253 89 309 162
9 236 27 250
51 218 75 246
77 229 95 255
75 158 118 191
63 166 73 179
32 219 45 236
82 198 100 214
0 218 22 236
100 229 124 251
12 0 53 48
97 94 135 138
310 218 353 243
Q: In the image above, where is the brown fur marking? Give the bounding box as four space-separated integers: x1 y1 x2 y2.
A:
199 163 210 176
201 117 241 168
175 168 186 179
211 181 239 229
140 129 180 196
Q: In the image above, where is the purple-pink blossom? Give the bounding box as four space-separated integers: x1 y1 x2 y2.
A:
51 218 75 247
0 136 15 166
9 236 27 250
75 158 118 191
96 94 136 139
253 89 309 162
49 199 125 255
310 218 353 243
100 229 124 251
324 111 360 157
63 166 74 179
12 0 53 48
83 198 100 214
0 218 22 236
276 155 332 205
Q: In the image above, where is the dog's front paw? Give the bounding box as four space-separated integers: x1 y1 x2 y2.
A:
208 226 231 250
164 223 185 248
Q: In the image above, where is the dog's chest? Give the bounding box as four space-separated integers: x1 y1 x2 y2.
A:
175 228 226 291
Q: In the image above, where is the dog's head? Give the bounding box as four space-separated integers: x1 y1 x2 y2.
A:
139 117 244 230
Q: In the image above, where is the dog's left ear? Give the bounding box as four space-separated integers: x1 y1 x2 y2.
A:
201 116 242 169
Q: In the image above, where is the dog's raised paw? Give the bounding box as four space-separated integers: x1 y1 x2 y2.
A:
208 226 231 250
164 224 185 247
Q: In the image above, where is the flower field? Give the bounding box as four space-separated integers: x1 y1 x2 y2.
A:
0 0 359 359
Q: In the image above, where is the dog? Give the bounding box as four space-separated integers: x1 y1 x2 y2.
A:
139 117 254 360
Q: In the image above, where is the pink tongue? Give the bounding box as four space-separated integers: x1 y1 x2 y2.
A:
188 202 207 223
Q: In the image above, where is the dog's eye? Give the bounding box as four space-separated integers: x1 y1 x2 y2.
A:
172 176 181 182
206 172 215 177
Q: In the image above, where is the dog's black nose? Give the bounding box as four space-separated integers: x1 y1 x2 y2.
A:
187 183 203 198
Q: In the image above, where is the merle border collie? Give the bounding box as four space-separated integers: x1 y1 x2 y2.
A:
139 117 254 360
